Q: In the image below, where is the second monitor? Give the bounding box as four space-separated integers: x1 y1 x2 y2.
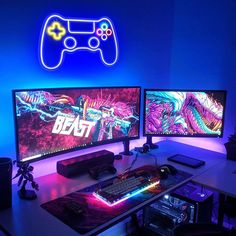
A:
143 89 227 148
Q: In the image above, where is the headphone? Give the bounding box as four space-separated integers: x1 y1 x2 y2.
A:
142 143 150 153
135 143 150 153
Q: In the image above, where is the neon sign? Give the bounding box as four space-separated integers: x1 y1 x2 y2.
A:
40 14 119 69
46 22 66 41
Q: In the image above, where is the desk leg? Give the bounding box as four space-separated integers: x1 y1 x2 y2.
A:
218 193 226 227
0 224 11 236
131 213 140 229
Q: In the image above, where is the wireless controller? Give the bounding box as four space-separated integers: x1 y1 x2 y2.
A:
88 164 117 180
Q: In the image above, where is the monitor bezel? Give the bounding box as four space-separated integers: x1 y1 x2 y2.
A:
13 86 141 163
143 89 227 138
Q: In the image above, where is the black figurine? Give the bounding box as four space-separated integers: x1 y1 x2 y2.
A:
224 134 236 161
12 161 39 200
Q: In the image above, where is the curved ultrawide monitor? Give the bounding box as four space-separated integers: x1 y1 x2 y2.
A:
13 87 141 162
144 89 226 137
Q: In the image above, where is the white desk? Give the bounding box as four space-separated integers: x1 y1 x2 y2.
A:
193 159 236 226
0 140 227 236
193 160 236 198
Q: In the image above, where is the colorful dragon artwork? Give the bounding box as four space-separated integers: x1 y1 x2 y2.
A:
145 91 225 136
15 88 140 161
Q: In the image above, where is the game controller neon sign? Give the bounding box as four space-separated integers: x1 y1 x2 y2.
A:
40 14 119 70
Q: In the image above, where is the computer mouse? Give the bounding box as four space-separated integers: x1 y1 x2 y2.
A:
159 164 178 180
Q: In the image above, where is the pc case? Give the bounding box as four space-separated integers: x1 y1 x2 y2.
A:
143 182 214 236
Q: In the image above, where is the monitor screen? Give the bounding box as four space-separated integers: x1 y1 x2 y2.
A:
13 87 140 162
144 89 226 137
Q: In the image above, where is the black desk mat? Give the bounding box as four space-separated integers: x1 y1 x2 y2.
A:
41 166 192 235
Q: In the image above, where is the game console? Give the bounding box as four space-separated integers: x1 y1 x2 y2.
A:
40 14 118 69
147 201 187 226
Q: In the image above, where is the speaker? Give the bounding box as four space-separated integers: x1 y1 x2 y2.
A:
57 150 114 178
0 158 12 210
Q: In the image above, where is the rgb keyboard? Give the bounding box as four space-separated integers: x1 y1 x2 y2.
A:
93 168 160 207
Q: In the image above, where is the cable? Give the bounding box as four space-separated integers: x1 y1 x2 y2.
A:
123 151 139 175
146 152 158 169
122 148 158 176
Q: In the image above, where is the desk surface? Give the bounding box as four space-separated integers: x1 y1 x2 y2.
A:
0 140 226 236
193 159 236 198
41 166 191 235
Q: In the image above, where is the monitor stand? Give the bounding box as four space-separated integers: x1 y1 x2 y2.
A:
119 139 133 156
145 136 159 149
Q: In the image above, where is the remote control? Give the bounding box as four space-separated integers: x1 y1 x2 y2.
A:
65 201 84 215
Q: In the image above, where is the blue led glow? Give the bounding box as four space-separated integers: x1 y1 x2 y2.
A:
164 194 169 200
101 22 108 31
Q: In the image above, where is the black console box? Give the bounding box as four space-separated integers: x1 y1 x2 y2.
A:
57 150 114 177
172 182 214 223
